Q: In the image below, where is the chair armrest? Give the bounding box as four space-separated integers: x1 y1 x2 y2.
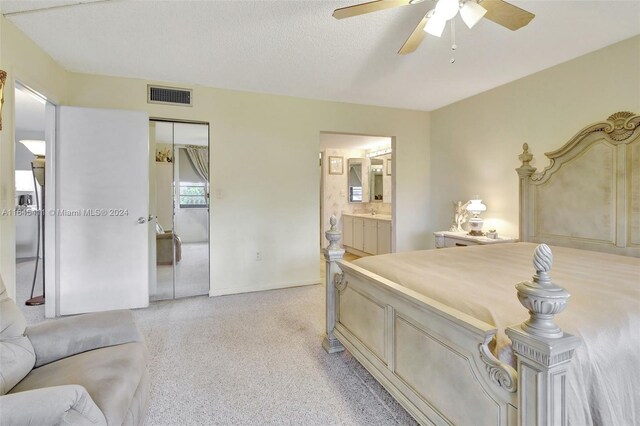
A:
26 310 143 368
0 385 107 425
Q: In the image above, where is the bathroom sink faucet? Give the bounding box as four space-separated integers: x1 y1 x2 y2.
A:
370 208 376 215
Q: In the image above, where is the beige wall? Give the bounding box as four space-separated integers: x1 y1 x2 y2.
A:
430 36 640 244
64 73 430 296
1 14 430 300
0 16 68 299
7 14 634 302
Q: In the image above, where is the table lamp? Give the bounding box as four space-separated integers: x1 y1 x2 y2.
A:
466 196 486 236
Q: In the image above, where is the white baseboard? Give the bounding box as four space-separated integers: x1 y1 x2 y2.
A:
209 278 320 297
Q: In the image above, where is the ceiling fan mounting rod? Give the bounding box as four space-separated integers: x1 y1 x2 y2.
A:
450 19 457 64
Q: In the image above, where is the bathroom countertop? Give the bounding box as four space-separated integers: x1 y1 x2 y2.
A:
342 212 392 221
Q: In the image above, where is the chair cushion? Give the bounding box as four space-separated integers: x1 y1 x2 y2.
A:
0 384 107 425
0 276 35 395
10 342 148 425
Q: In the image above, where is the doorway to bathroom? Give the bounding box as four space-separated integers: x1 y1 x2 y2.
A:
319 132 395 259
149 119 210 300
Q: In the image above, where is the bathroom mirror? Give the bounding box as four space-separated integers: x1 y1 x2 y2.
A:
348 158 363 203
370 159 383 202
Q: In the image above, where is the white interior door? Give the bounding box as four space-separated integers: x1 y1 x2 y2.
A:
57 106 149 315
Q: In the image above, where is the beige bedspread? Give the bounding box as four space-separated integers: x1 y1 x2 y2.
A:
353 243 640 425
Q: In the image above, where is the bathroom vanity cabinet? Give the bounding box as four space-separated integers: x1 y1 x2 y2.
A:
342 214 392 256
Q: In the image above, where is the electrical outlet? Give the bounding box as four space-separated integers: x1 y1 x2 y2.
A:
256 251 262 261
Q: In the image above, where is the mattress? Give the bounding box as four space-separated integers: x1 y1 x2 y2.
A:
353 243 640 425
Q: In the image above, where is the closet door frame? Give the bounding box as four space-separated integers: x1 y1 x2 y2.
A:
150 118 210 300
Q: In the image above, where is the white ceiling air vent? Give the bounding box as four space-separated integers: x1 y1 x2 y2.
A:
147 85 192 106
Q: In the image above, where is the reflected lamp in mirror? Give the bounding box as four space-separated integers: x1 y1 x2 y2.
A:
466 196 487 236
20 140 46 186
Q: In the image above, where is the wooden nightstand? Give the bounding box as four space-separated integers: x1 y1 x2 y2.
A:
434 231 517 248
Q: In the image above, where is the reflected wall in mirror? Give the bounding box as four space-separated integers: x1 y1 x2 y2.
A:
370 158 384 202
348 158 364 203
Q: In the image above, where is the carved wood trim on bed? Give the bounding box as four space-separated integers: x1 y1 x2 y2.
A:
321 215 580 426
517 111 640 257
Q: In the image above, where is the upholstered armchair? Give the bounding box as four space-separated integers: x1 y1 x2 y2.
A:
156 230 182 265
0 277 149 425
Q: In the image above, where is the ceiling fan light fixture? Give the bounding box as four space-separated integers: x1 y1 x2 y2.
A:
460 1 487 28
334 0 535 56
435 0 460 21
424 14 447 37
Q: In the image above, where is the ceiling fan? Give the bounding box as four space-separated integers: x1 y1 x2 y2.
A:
333 0 535 55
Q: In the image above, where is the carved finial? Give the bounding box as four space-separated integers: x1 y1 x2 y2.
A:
325 214 342 251
515 244 570 338
516 143 536 179
532 244 553 287
518 143 533 167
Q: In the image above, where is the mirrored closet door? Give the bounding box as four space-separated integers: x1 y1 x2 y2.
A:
149 120 210 301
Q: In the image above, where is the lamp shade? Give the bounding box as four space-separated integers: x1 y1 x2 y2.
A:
460 1 486 28
435 0 460 21
31 157 45 187
20 140 46 157
466 196 486 236
424 14 447 37
466 197 487 214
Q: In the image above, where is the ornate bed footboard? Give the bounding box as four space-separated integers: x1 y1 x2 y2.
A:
322 216 580 426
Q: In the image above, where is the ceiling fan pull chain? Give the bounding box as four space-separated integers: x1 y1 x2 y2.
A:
450 18 457 63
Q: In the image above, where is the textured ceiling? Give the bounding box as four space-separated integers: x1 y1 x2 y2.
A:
3 0 640 111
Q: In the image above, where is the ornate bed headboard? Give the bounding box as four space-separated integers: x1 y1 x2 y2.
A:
517 111 640 257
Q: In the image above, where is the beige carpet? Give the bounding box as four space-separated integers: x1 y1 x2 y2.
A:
152 242 209 301
15 259 416 426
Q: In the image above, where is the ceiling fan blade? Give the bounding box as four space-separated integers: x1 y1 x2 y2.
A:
480 0 535 31
333 0 413 20
398 15 429 55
